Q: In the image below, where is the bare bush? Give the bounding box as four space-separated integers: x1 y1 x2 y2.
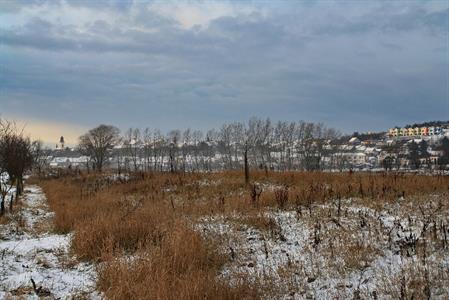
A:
250 183 262 206
274 185 289 209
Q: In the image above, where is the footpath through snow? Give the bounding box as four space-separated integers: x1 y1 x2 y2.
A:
0 185 99 299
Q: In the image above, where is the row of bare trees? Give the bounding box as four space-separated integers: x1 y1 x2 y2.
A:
77 118 342 180
0 118 41 215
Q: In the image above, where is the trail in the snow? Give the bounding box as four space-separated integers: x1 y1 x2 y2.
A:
0 185 100 299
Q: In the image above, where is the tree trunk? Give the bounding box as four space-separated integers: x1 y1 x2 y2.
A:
244 148 249 185
117 156 121 175
9 194 14 212
16 177 22 198
170 150 175 173
0 195 4 216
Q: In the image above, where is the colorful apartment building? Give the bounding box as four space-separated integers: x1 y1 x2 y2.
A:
388 128 399 137
388 126 443 138
420 127 428 135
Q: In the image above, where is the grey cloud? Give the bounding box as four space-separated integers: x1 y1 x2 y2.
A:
0 0 46 13
1 3 445 55
313 5 448 37
0 1 447 134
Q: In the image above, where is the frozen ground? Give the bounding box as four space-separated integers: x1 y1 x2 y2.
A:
199 196 449 299
0 185 99 299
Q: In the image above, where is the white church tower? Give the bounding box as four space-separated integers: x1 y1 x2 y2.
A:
57 136 65 150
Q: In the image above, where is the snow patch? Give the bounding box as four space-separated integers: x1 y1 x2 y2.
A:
0 185 100 299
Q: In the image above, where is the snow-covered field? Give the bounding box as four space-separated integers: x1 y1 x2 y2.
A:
0 185 99 299
2 177 447 299
199 196 449 299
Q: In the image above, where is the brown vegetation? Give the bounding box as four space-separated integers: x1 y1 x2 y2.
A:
38 170 449 299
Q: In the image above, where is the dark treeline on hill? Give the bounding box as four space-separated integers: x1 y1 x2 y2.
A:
403 120 449 128
350 132 386 141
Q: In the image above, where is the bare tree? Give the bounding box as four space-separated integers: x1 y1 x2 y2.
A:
0 119 34 213
258 118 273 170
168 130 181 173
230 122 244 170
204 129 218 171
78 125 120 172
240 118 261 184
31 140 51 177
142 128 152 172
191 130 203 171
219 124 234 169
0 118 13 215
301 122 321 171
124 128 141 172
152 129 165 171
181 129 191 172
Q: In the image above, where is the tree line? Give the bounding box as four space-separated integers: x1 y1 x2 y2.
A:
78 118 343 182
78 118 449 178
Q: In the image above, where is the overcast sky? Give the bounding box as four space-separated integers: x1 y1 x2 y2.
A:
0 0 448 145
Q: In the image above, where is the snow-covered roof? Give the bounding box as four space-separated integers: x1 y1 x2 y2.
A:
348 137 360 143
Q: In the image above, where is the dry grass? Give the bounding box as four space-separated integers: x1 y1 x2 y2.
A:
97 221 256 299
0 214 10 225
37 170 449 299
39 172 258 299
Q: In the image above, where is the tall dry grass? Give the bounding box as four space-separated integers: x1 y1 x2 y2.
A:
39 172 257 299
97 221 256 299
38 170 449 299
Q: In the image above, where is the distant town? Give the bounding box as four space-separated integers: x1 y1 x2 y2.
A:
41 120 449 173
